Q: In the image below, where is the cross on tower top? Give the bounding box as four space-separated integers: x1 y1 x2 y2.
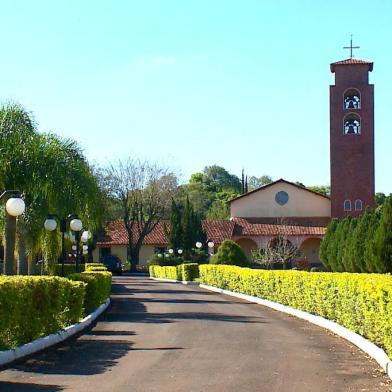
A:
343 34 360 58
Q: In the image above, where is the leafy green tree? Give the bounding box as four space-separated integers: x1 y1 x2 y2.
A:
364 209 381 273
341 217 358 272
373 196 392 272
248 175 273 191
210 240 249 267
345 208 372 272
166 199 183 250
206 200 230 220
375 192 387 207
319 218 338 270
202 165 241 193
307 185 331 196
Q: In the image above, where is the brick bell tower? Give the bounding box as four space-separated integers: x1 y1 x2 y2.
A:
330 41 375 218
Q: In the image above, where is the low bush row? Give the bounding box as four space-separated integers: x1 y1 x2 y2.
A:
0 270 112 350
0 276 85 350
149 263 199 282
68 271 112 314
199 265 392 356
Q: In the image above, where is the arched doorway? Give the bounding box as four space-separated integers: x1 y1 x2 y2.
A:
299 237 322 265
235 238 258 261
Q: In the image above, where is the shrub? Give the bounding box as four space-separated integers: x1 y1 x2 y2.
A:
68 271 112 315
85 263 108 272
149 265 180 280
178 263 199 281
149 264 199 281
210 240 249 267
199 265 392 357
147 254 183 266
0 276 85 350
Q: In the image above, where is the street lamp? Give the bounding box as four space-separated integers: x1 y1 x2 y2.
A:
168 248 174 254
195 242 203 249
0 190 25 275
178 249 183 255
44 214 83 276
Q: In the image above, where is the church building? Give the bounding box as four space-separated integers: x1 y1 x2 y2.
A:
94 50 375 268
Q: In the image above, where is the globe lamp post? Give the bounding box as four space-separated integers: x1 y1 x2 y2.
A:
0 191 25 275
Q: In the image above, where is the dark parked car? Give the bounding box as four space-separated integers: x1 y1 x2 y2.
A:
102 255 122 274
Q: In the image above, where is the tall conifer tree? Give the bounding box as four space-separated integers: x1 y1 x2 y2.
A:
373 196 392 273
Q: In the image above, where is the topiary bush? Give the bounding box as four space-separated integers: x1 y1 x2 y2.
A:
199 265 392 357
68 271 112 315
0 276 85 350
210 240 250 267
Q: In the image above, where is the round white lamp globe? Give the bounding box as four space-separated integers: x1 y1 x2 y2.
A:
70 218 83 232
44 218 57 231
168 249 174 254
178 249 183 255
71 245 77 251
195 241 202 249
6 197 25 217
81 230 90 243
82 245 88 251
208 241 214 248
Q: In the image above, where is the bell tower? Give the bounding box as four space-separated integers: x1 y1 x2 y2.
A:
330 42 375 218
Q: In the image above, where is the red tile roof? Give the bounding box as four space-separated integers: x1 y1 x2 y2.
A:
97 220 168 246
330 58 373 72
97 218 325 247
232 218 326 237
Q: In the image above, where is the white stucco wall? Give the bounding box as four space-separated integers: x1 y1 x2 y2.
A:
230 182 331 218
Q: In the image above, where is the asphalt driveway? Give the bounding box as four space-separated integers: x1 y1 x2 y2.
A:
0 276 390 392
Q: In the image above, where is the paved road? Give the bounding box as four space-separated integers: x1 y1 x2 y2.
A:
0 276 391 392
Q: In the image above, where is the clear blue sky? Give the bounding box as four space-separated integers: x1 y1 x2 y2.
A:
1 1 391 192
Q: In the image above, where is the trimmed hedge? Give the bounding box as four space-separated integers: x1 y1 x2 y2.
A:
149 265 179 280
149 264 199 282
178 263 199 281
68 271 112 314
199 265 392 356
0 276 85 350
85 263 108 272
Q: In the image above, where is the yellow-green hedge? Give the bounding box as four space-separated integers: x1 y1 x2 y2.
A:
149 265 179 280
199 265 392 356
149 264 199 282
0 276 85 350
68 271 112 315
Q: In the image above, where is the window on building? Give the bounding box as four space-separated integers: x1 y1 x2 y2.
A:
355 199 363 211
344 89 361 110
344 200 352 211
344 113 361 135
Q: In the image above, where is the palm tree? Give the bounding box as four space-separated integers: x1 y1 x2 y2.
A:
0 102 36 274
1 102 104 275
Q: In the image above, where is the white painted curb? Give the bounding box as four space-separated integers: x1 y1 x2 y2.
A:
0 298 111 367
150 277 197 285
199 284 392 380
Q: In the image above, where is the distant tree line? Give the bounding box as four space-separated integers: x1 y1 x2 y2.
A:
320 196 392 273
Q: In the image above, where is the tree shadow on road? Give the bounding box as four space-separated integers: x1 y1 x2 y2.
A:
0 381 63 391
13 338 133 376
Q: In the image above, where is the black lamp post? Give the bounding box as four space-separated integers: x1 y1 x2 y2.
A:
0 190 25 275
44 214 83 276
